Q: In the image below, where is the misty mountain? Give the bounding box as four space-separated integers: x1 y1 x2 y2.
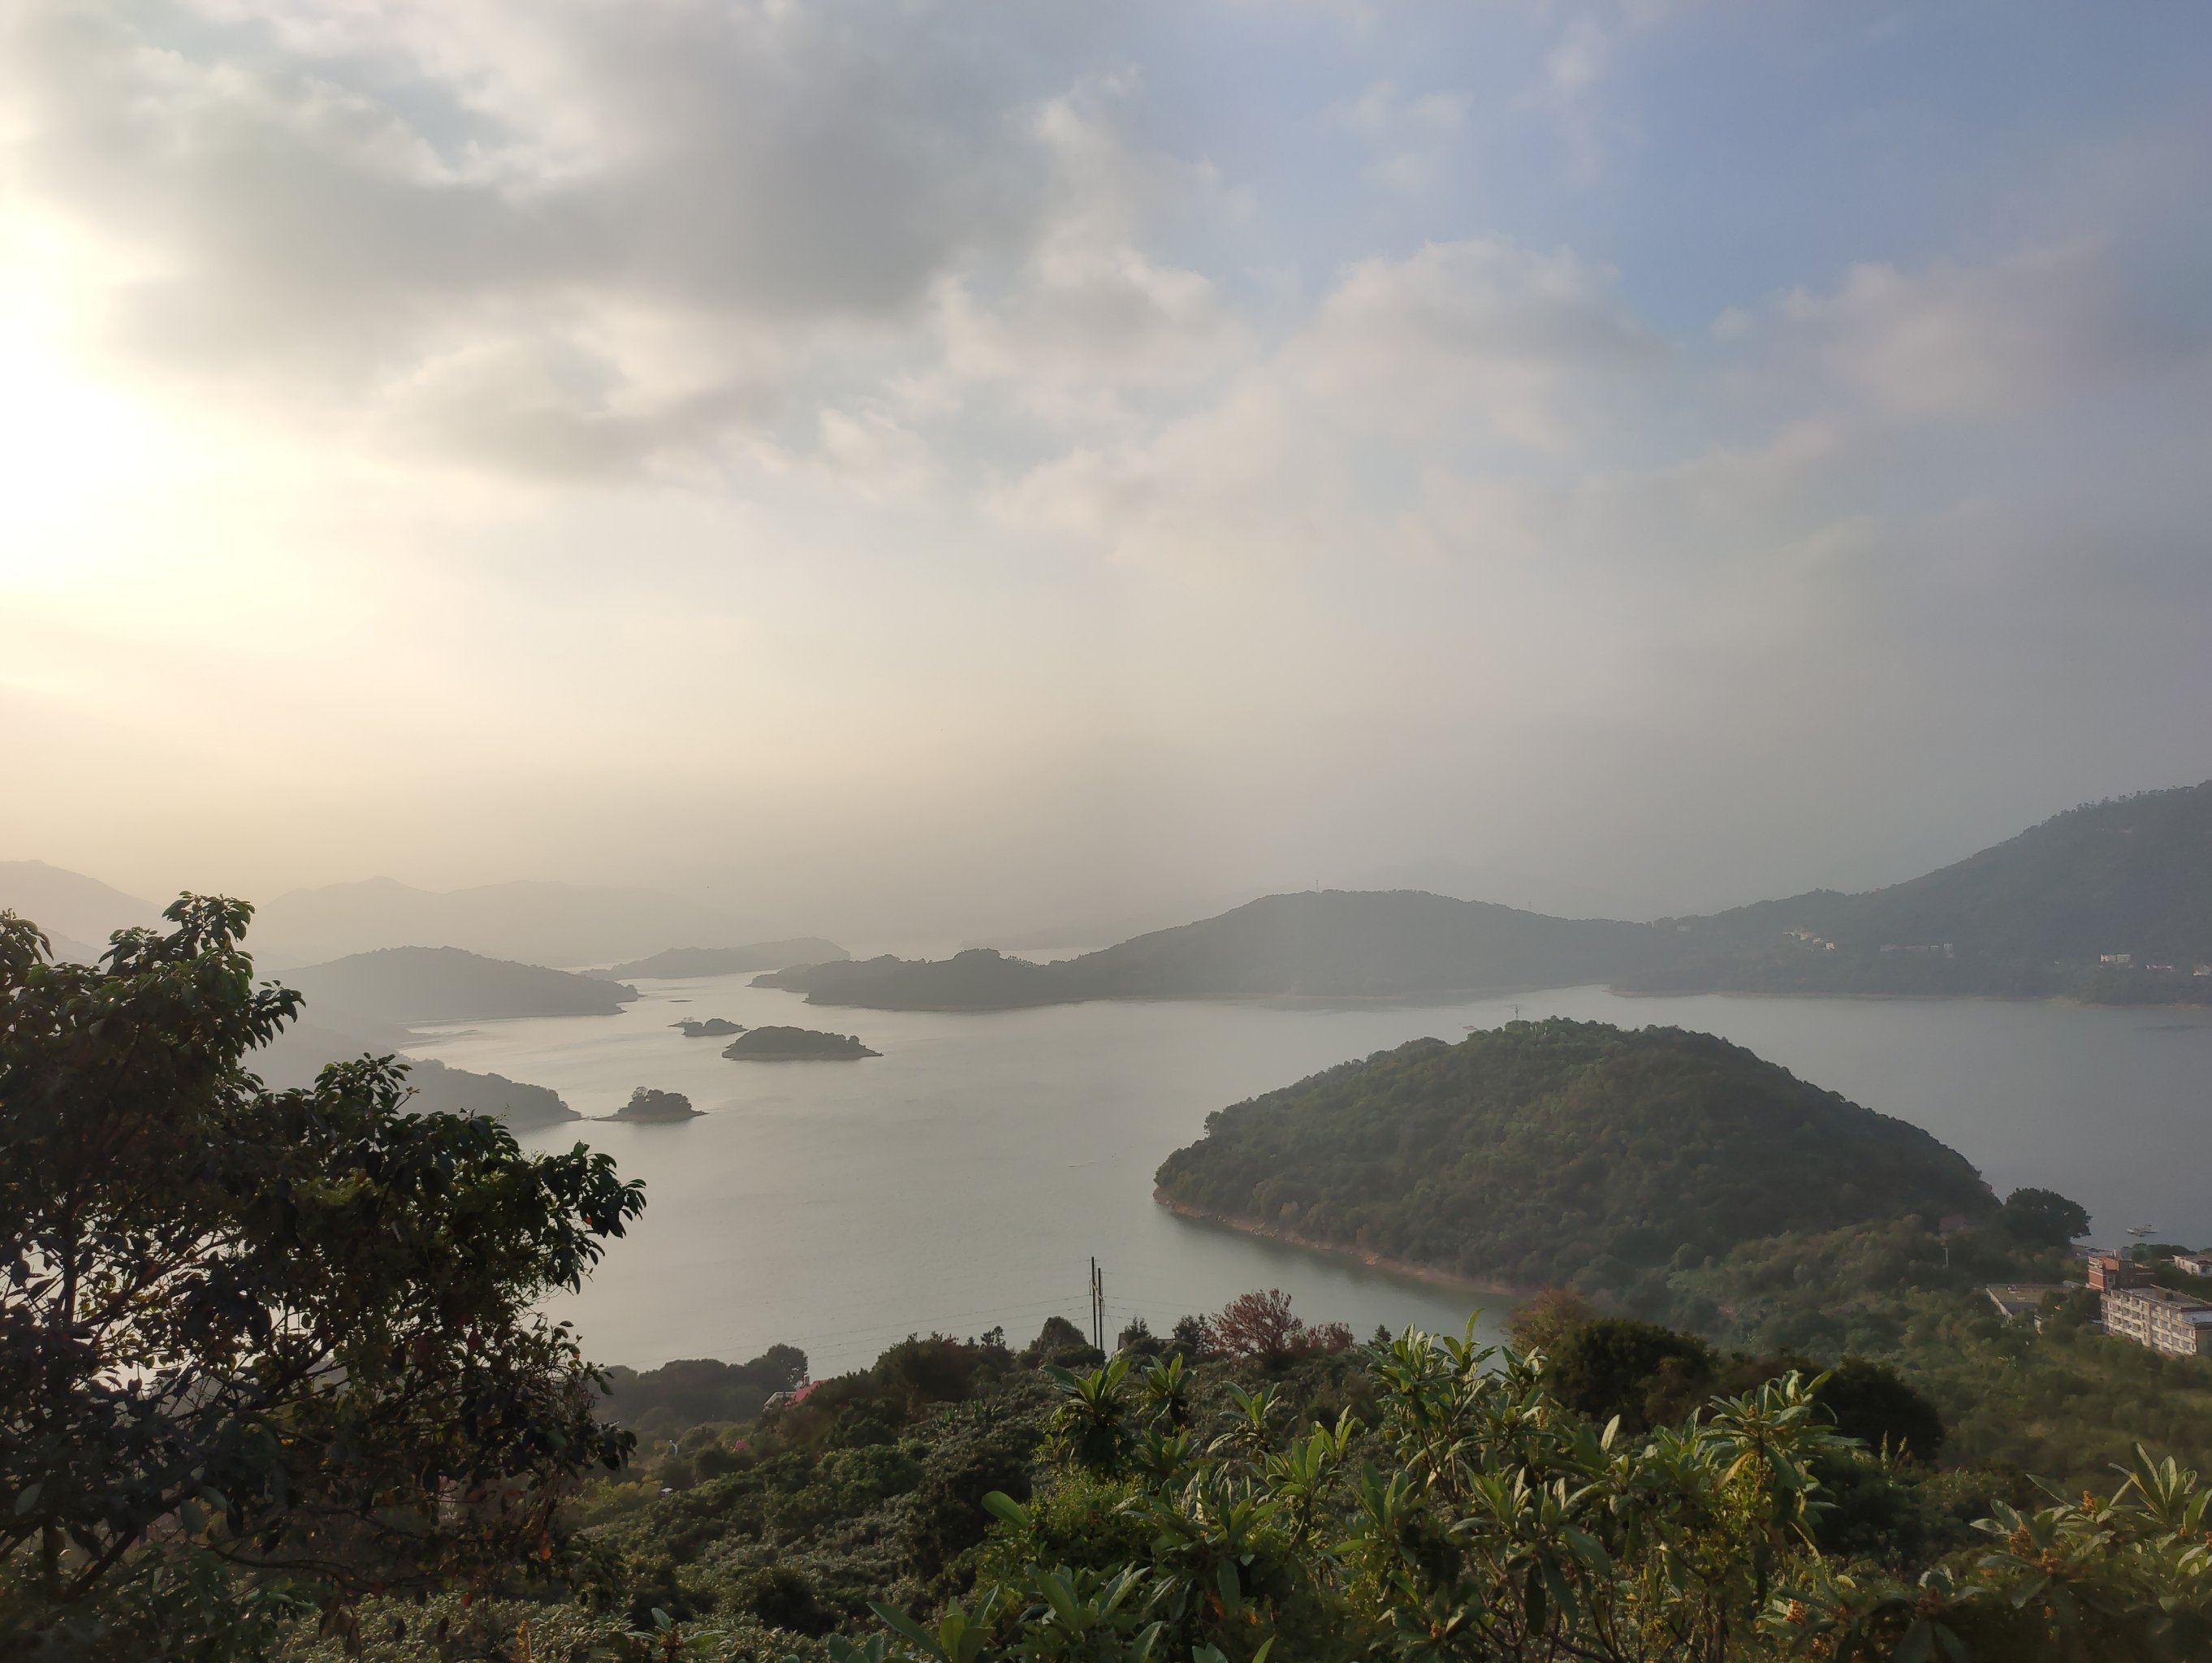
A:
0 861 161 957
765 781 2212 1011
758 948 1066 1009
1625 782 2212 1000
251 876 767 968
759 892 1665 1010
591 939 849 980
284 946 638 1027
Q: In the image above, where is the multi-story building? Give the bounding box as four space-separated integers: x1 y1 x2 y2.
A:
2172 1253 2212 1278
2087 1251 2149 1291
2102 1284 2212 1358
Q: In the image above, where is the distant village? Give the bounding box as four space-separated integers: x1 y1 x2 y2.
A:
1989 1246 2212 1359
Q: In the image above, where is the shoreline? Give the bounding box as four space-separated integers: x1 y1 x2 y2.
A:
1154 1191 1536 1303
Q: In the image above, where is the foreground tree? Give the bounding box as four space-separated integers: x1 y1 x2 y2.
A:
0 897 645 1657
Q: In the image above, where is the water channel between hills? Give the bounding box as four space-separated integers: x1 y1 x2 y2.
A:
399 978 2212 1376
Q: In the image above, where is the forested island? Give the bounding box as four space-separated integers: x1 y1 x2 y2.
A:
602 1086 702 1122
673 1017 744 1036
1154 1018 1995 1295
721 1025 880 1060
755 781 2212 1013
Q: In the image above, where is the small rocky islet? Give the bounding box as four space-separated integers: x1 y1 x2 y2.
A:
720 1026 879 1060
600 1086 702 1122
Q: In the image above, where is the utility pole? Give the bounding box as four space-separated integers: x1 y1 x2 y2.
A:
1089 1257 1104 1352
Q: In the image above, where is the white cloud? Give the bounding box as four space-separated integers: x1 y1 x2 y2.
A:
989 236 1662 564
1775 244 2162 420
925 83 1246 416
1328 80 1471 192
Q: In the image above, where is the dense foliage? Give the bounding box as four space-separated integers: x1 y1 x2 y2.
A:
597 1349 812 1439
0 899 645 1657
1153 1020 1994 1294
282 1300 2212 1663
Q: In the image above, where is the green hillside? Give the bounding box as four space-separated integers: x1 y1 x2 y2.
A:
1153 1018 1995 1292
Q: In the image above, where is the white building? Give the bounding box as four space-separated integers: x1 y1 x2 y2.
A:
2103 1285 2212 1358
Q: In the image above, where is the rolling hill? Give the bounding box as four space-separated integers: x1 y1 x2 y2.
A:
283 945 637 1027
1626 782 2212 1000
758 893 1664 1010
1153 1017 1997 1293
767 782 2212 1011
250 876 770 968
0 861 162 962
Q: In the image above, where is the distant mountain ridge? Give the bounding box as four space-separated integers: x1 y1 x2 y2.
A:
1627 782 2212 1000
757 892 1662 1009
250 876 771 967
592 940 849 980
0 861 161 961
764 781 2212 1010
284 946 638 1027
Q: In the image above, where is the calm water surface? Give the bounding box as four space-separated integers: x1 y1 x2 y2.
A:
401 981 2212 1374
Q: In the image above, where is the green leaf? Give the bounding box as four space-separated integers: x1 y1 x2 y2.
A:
980 1490 1031 1530
1561 1525 1611 1573
869 1601 944 1659
13 1484 37 1516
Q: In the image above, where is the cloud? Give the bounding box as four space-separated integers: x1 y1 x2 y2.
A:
1327 80 1471 192
1774 244 2168 420
989 236 1663 564
923 80 1246 417
0 0 1054 473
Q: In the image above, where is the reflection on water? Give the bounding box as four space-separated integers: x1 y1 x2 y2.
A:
399 978 2212 1374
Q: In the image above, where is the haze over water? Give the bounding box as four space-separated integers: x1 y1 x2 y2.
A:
402 977 2212 1376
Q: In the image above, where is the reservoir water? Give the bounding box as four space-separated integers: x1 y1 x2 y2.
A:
401 978 2212 1376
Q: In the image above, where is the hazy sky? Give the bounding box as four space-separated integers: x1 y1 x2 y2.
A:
4 0 2210 938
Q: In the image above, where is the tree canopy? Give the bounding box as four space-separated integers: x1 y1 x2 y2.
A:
0 896 645 1656
1155 1018 1996 1294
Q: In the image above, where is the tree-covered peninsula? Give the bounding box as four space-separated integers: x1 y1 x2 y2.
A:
1153 1018 1995 1294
